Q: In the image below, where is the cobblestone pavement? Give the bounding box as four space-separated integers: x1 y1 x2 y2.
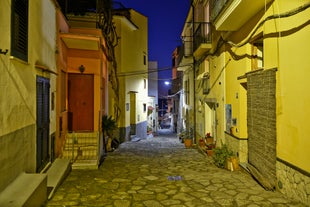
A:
46 130 306 207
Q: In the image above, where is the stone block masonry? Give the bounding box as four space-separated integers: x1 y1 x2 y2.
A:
277 159 310 205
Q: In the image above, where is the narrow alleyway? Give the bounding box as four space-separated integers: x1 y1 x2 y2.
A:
46 130 306 207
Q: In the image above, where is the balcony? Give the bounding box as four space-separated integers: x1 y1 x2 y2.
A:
210 0 273 31
193 22 212 58
176 39 193 72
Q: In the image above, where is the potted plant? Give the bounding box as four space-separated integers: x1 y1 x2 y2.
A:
178 129 186 143
205 132 214 145
212 144 233 168
102 115 117 152
199 137 206 147
147 126 152 135
181 128 193 148
206 143 216 156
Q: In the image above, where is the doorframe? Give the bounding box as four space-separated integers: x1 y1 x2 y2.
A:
68 73 94 131
36 76 50 172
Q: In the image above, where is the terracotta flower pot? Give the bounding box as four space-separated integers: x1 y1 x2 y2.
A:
206 137 214 145
199 139 205 147
206 149 213 156
184 139 192 148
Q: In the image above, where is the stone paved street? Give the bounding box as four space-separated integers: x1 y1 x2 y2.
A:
46 130 306 207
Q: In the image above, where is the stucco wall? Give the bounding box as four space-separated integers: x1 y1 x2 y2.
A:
113 9 148 138
267 1 310 173
0 0 57 190
0 125 36 192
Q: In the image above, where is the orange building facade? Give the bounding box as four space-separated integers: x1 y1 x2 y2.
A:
55 9 109 164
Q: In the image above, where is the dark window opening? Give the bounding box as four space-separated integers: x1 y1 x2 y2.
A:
143 103 146 112
143 55 146 65
251 38 264 70
11 0 29 61
57 0 97 16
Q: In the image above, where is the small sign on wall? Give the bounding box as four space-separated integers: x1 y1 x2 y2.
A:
225 104 232 132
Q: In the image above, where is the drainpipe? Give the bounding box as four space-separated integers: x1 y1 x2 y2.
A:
191 0 197 144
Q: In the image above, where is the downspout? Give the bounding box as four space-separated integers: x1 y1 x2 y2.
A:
191 0 197 144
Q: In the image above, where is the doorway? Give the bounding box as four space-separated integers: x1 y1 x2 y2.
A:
129 92 137 135
68 74 94 131
36 76 50 172
205 100 217 140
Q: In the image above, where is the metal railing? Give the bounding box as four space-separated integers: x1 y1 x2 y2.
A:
64 132 99 163
193 22 212 52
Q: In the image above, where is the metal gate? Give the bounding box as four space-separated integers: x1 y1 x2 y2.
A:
36 76 50 172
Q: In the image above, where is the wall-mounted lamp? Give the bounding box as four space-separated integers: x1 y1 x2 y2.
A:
79 65 85 73
0 49 8 55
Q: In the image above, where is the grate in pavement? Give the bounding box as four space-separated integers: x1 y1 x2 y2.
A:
167 176 182 181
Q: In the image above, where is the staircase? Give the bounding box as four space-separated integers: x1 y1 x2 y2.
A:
62 132 100 169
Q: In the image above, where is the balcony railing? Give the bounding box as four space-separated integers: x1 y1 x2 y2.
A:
176 39 193 64
193 22 212 53
210 0 232 22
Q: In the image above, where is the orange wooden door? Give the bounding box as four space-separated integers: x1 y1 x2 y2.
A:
68 74 94 131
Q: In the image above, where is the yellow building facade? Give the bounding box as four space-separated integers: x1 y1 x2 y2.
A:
113 9 149 141
182 0 310 204
0 0 58 191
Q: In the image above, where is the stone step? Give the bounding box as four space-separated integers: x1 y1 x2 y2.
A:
63 144 98 150
66 132 98 138
46 158 71 200
62 132 100 170
65 137 98 145
0 172 47 207
72 159 98 170
62 148 98 158
65 132 98 147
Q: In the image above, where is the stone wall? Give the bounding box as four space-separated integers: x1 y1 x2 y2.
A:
225 133 248 163
276 160 310 205
0 124 36 192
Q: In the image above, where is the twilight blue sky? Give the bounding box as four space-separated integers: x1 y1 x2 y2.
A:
115 1 191 88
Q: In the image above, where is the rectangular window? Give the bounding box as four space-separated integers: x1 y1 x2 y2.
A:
11 0 29 61
251 38 263 70
143 103 146 112
185 80 189 104
61 71 66 112
203 76 210 94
